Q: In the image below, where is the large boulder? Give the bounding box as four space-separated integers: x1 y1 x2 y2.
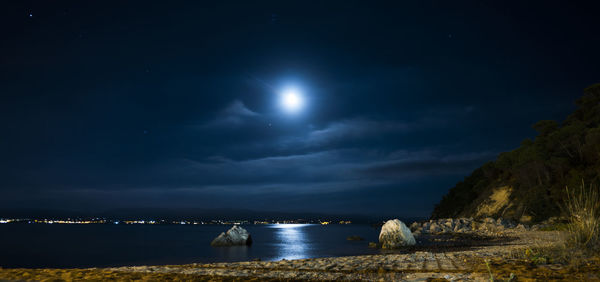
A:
210 225 253 246
378 219 416 249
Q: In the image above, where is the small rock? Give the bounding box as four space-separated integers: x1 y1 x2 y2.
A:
210 225 253 246
430 223 442 233
516 224 525 230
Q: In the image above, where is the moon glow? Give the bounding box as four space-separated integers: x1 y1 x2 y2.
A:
280 88 304 113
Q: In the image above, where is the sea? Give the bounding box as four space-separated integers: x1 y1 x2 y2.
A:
0 223 385 268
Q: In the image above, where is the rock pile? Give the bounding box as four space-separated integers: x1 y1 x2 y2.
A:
409 217 532 236
211 225 253 246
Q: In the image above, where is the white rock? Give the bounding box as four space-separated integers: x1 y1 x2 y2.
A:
378 219 416 249
210 225 253 246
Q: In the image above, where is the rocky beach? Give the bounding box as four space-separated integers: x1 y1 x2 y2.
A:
4 1 600 280
2 218 598 281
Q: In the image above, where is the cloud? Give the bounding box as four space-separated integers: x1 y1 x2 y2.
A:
306 118 411 146
131 148 496 194
0 146 497 213
223 100 259 117
279 111 460 151
202 100 260 128
275 118 413 151
174 150 361 186
360 151 496 178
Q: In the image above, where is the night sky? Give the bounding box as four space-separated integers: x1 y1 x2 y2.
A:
2 1 600 218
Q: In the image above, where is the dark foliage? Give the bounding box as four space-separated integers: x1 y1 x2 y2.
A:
432 84 600 222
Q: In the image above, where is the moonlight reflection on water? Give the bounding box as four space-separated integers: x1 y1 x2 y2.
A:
269 224 313 260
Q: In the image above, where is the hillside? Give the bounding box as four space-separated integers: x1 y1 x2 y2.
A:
432 84 600 223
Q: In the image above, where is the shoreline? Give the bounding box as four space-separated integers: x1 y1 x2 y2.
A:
0 229 578 281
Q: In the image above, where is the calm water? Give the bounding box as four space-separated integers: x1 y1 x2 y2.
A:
0 224 383 268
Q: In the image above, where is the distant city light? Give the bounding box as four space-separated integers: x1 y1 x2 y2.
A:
0 218 351 225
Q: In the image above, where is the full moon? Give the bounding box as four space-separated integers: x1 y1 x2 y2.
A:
280 88 304 113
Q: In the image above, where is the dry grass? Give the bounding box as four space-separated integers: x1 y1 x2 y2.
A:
478 181 600 280
504 181 600 267
472 256 600 281
563 181 600 252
